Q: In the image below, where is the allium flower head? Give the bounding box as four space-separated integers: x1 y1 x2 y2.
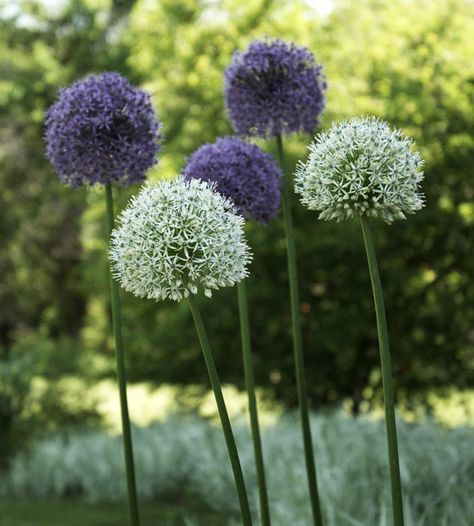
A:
224 39 327 137
110 177 252 301
45 72 161 187
295 117 425 224
183 136 282 224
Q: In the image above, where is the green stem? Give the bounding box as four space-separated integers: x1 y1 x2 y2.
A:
360 216 404 526
105 183 140 526
188 295 253 526
237 280 271 526
275 135 324 526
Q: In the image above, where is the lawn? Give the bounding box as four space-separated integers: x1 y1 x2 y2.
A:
0 499 225 526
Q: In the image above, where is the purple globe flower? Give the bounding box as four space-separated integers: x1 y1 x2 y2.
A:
224 39 327 138
183 136 282 224
45 72 161 187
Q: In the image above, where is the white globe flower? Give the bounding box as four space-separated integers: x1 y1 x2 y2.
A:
295 116 425 223
110 177 252 301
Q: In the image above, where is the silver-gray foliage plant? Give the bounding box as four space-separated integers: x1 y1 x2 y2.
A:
2 413 472 525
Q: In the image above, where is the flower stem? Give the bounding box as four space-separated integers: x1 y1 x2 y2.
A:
237 280 271 526
188 294 252 526
188 295 253 526
360 216 404 526
275 135 324 526
105 183 141 526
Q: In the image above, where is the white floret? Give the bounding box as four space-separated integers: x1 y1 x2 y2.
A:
110 177 252 302
295 116 425 224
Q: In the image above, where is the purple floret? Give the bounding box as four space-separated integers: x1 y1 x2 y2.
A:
183 136 282 224
45 72 161 187
224 39 327 138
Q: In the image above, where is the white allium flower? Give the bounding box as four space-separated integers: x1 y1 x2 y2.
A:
295 116 425 223
110 177 252 302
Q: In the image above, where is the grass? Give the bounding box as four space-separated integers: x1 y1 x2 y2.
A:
0 498 226 526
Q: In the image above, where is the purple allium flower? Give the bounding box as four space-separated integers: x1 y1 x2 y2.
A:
45 72 161 187
224 39 327 138
183 136 282 224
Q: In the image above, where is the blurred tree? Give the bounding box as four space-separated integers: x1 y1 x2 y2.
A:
121 0 474 410
0 0 473 460
0 0 139 461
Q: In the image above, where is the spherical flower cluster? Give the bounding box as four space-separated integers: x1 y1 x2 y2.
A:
110 177 252 302
224 39 327 137
183 137 282 224
45 72 161 187
295 117 425 224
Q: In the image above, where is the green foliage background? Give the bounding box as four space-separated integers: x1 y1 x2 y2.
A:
0 0 473 449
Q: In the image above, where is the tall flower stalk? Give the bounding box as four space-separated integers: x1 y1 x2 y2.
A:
188 294 253 526
224 39 327 525
295 116 425 526
105 183 140 525
360 216 403 525
276 134 323 525
183 136 282 526
45 72 161 526
109 177 253 525
237 279 271 526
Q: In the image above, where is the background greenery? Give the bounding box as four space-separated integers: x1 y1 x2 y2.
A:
0 0 473 521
